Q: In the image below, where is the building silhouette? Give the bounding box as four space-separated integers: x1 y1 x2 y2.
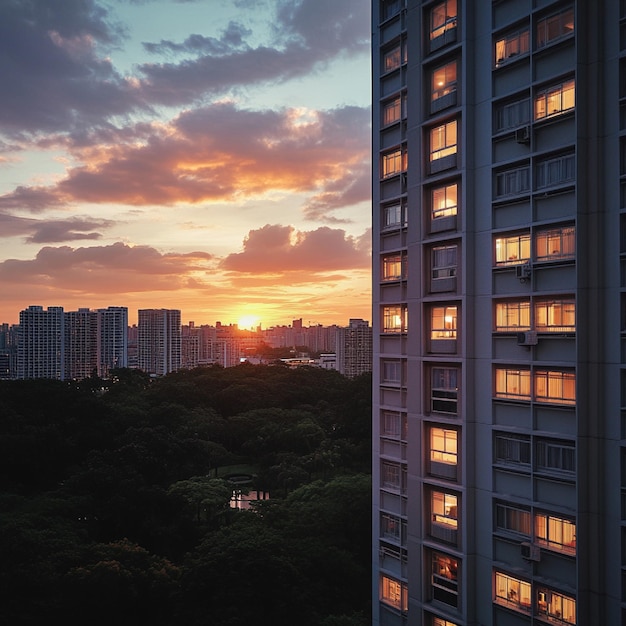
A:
17 306 65 380
336 318 373 378
372 1 619 624
138 308 181 375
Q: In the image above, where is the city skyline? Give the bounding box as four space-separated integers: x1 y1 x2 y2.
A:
0 0 372 328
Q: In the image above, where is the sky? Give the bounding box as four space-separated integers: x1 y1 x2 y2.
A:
0 0 372 328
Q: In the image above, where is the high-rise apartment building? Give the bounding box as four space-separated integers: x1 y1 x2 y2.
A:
97 306 128 377
372 2 620 624
336 318 373 378
65 308 98 380
138 308 181 375
17 305 65 380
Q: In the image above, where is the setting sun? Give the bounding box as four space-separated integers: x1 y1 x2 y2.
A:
237 315 262 330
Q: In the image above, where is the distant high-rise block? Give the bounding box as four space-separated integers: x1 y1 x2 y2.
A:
97 307 128 377
372 2 619 624
17 305 65 380
336 318 372 378
65 308 98 380
138 309 181 375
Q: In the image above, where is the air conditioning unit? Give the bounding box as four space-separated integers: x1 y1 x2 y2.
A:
517 331 538 346
521 542 541 562
515 125 530 144
515 263 532 279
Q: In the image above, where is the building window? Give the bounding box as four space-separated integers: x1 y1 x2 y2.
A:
382 411 407 440
534 299 575 333
432 618 459 626
431 367 458 414
382 253 406 281
536 8 574 49
381 575 408 611
382 202 407 231
383 44 403 73
536 439 576 475
494 434 531 467
382 359 403 384
432 245 458 280
431 552 458 607
534 370 576 405
494 572 531 613
535 153 575 189
383 94 406 126
429 427 458 477
431 491 458 544
382 305 407 334
495 28 530 67
495 503 531 536
494 232 531 265
431 305 458 339
535 512 576 555
534 79 575 120
431 60 457 105
430 120 457 161
495 165 530 197
535 225 575 261
429 0 458 45
382 461 404 491
381 0 402 22
495 97 530 131
381 512 406 544
495 300 530 331
382 148 407 178
495 368 531 400
431 181 458 220
536 588 576 624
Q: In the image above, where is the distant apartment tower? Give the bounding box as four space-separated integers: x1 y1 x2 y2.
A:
336 318 373 378
65 308 98 380
17 305 65 380
373 1 621 625
97 307 128 377
138 309 181 375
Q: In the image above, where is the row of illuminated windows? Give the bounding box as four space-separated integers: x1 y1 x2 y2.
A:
495 80 575 131
494 298 575 333
495 571 576 624
495 368 576 405
495 226 575 265
496 502 576 555
495 7 574 68
495 432 576 475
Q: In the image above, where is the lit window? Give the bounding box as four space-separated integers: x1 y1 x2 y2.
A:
534 370 575 405
383 96 401 126
536 439 576 474
431 367 458 414
382 149 407 178
535 512 576 555
495 503 531 536
495 28 529 66
382 253 406 281
383 45 402 73
495 300 530 331
428 429 458 483
382 306 407 334
535 154 575 189
430 0 457 43
495 165 530 197
432 182 458 219
431 552 458 607
494 434 531 467
494 571 531 613
382 203 407 230
535 225 575 261
536 588 576 624
534 79 575 120
433 618 459 626
536 8 574 49
494 233 531 265
382 359 402 384
431 60 457 101
495 368 531 400
432 245 457 281
382 410 407 439
381 512 406 543
432 491 458 528
381 575 408 611
431 305 457 339
430 120 457 161
495 97 530 131
534 299 575 333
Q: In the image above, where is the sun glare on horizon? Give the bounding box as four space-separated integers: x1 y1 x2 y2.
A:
237 315 262 330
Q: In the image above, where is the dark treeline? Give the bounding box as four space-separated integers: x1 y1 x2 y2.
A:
0 364 372 626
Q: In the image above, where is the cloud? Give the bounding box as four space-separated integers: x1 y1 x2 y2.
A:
0 212 114 242
0 103 371 217
220 224 370 274
143 22 252 55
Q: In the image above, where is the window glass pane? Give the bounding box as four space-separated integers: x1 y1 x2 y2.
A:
432 245 457 279
494 233 531 265
383 97 401 125
432 61 457 100
432 182 458 219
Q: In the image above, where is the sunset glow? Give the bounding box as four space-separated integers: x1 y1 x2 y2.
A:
0 0 371 327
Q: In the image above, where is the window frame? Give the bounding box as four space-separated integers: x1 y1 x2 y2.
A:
430 426 458 466
535 511 576 555
495 165 530 197
495 300 531 332
382 202 407 231
494 27 530 67
381 574 408 611
381 512 407 544
536 588 576 624
431 59 458 103
494 571 532 613
535 439 576 475
534 298 575 333
382 359 403 385
382 305 408 334
495 502 531 537
431 366 459 414
431 181 458 220
382 148 407 179
535 153 575 189
431 552 459 607
495 367 531 400
494 232 531 266
534 79 575 120
534 369 576 405
430 120 458 162
536 8 574 49
494 433 531 467
495 96 530 131
382 252 406 282
535 225 575 262
432 244 458 281
430 305 458 339
429 0 458 43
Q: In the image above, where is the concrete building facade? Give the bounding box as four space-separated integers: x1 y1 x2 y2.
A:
372 1 622 624
138 308 181 375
